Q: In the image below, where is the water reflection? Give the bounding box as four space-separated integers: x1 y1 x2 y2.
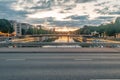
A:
43 36 81 48
54 36 74 43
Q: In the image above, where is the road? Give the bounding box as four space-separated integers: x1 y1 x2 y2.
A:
0 53 120 80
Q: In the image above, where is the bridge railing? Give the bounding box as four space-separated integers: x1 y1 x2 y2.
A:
27 34 91 37
0 42 120 48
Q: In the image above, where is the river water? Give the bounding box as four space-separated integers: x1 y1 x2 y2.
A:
43 36 81 48
54 36 74 43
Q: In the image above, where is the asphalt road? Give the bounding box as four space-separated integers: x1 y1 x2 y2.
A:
1 53 120 80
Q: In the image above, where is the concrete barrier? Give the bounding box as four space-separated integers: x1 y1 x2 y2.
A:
0 48 120 53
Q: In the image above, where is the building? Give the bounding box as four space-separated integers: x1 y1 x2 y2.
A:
9 20 34 36
15 23 22 36
9 20 21 36
91 31 99 37
36 25 42 29
20 23 34 35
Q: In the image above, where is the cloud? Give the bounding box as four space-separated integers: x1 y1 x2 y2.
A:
65 15 89 21
0 0 31 23
75 0 96 3
0 0 120 27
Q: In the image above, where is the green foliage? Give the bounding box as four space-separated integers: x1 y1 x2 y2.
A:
26 28 34 35
0 19 14 33
26 27 50 35
75 17 120 38
21 29 26 35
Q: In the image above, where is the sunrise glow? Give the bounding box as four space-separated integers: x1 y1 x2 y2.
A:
55 27 78 32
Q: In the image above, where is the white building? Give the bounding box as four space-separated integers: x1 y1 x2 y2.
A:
9 20 21 36
15 23 22 36
21 23 33 30
9 20 34 36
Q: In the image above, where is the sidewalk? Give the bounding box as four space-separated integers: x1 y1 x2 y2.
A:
0 48 120 53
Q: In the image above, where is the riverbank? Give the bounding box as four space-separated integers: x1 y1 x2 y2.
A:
0 48 120 53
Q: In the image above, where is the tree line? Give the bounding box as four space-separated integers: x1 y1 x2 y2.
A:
1 18 120 38
24 27 54 35
75 17 120 38
0 19 53 35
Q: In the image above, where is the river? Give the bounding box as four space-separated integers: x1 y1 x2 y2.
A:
43 36 81 48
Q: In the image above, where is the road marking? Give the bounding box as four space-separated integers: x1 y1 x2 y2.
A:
90 79 120 80
6 58 25 61
74 58 93 61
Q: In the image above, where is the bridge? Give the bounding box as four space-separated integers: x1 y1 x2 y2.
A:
26 34 92 37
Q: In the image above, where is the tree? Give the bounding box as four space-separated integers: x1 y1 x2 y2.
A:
21 29 26 35
0 19 14 33
105 24 116 37
73 17 120 38
97 24 106 37
26 28 33 35
79 25 90 35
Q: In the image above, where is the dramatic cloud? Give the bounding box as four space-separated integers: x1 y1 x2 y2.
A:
0 0 120 27
75 0 96 3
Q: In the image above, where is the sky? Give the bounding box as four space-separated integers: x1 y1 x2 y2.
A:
0 0 120 28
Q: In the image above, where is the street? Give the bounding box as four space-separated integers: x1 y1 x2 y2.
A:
0 53 120 80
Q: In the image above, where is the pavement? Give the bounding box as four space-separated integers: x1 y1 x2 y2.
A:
0 48 120 53
1 52 120 80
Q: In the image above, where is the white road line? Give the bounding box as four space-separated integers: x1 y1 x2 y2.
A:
6 58 26 61
90 79 120 80
74 58 93 61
